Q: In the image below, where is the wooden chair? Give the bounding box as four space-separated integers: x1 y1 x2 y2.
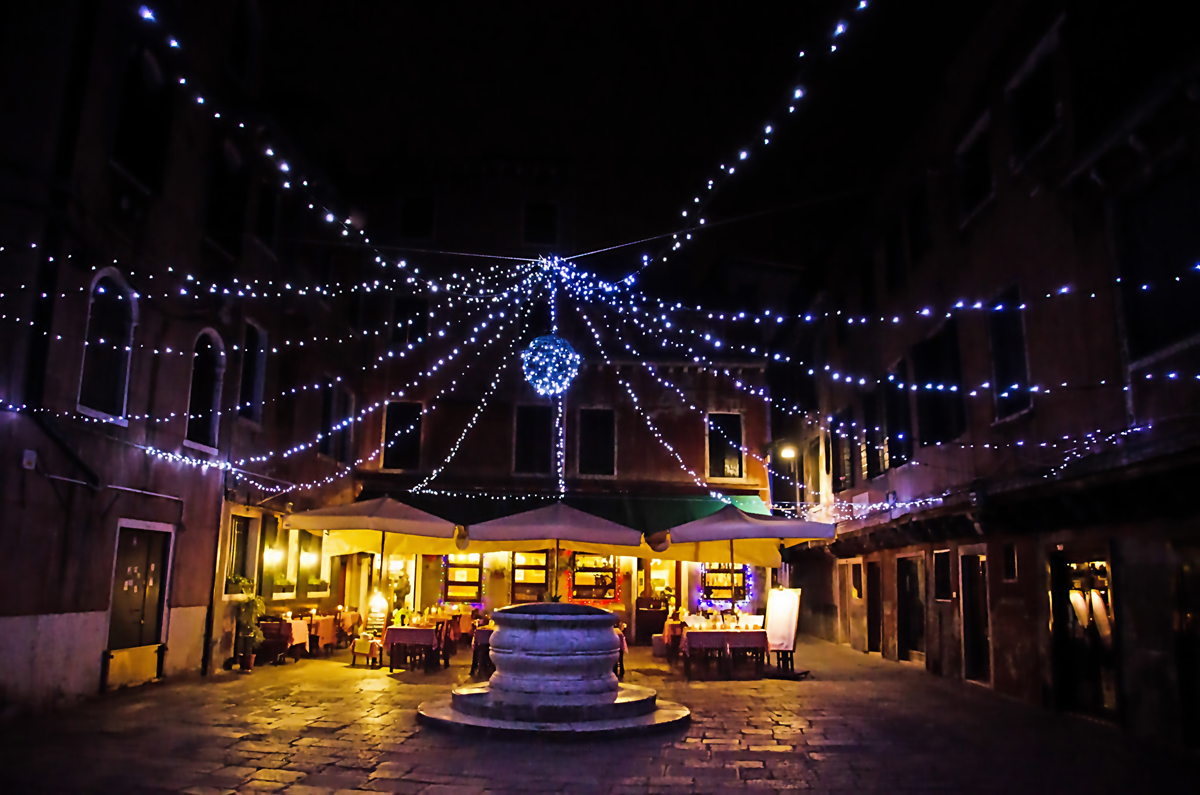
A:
257 617 290 666
436 620 452 670
351 633 381 668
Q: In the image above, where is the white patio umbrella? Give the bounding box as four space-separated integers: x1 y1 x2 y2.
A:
660 504 836 568
469 502 653 599
282 496 460 556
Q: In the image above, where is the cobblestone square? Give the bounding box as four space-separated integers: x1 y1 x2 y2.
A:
0 637 1193 794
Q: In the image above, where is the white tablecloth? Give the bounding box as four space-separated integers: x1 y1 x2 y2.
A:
286 620 309 648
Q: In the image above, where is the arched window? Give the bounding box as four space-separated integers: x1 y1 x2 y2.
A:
79 273 137 419
186 332 225 450
228 0 262 84
205 138 249 258
112 47 172 193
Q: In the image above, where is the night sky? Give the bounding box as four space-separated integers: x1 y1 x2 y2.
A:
256 1 989 306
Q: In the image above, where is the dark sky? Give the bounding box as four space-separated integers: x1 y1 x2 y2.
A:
256 1 988 305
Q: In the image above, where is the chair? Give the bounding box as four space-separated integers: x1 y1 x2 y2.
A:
613 624 627 678
351 632 381 668
436 620 452 670
257 617 290 666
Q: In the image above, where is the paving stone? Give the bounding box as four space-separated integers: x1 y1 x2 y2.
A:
0 641 1195 795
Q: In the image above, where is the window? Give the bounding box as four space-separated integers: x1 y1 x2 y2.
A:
913 320 966 445
511 551 549 603
186 332 224 449
824 431 832 475
702 563 747 603
225 515 252 593
804 438 820 504
238 323 266 422
445 553 483 603
391 296 428 346
707 413 743 479
859 262 876 315
571 554 617 601
383 401 422 470
255 181 279 251
514 405 553 474
205 138 249 258
907 183 933 265
851 563 863 599
111 48 172 193
79 274 136 418
831 409 856 493
885 360 913 468
320 384 354 463
956 114 993 221
989 287 1031 420
934 550 952 600
1009 57 1058 158
299 531 325 593
228 0 260 83
1002 543 1018 582
578 408 615 476
862 391 885 479
401 194 435 239
1114 167 1200 360
256 515 282 597
524 201 558 245
884 220 906 294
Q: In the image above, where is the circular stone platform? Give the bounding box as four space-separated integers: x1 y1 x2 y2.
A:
417 603 690 737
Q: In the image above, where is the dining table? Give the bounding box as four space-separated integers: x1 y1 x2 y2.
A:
384 624 440 673
285 619 309 653
680 627 768 679
309 616 337 654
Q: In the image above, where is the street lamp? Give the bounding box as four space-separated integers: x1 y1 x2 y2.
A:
778 445 800 514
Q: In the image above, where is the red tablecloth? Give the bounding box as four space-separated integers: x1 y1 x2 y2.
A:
383 625 438 649
681 628 766 655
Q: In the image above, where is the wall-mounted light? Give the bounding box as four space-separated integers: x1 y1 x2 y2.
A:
300 551 318 569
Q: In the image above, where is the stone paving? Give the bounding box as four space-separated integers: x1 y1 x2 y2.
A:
0 636 1194 794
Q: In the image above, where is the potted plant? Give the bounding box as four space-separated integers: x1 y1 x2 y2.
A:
229 575 265 671
306 576 329 592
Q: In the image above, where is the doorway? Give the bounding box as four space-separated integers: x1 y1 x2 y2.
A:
108 526 171 651
897 555 926 663
960 551 990 682
1177 543 1200 746
837 563 851 644
1050 548 1118 716
866 561 882 653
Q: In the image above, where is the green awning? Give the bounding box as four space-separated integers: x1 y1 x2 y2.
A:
362 490 770 535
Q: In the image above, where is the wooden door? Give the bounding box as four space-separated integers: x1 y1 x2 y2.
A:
961 554 990 682
109 528 169 650
897 556 926 661
867 562 882 653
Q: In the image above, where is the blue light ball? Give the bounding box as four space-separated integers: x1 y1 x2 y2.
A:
521 335 581 396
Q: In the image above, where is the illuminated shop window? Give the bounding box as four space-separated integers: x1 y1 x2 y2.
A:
444 553 483 603
511 551 549 603
701 563 747 604
571 554 617 601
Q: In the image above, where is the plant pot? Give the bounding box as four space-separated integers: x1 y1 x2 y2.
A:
239 652 255 672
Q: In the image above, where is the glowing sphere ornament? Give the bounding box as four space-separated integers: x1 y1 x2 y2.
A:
521 335 581 396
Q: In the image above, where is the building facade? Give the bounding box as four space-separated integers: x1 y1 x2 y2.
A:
782 0 1200 747
0 1 382 713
